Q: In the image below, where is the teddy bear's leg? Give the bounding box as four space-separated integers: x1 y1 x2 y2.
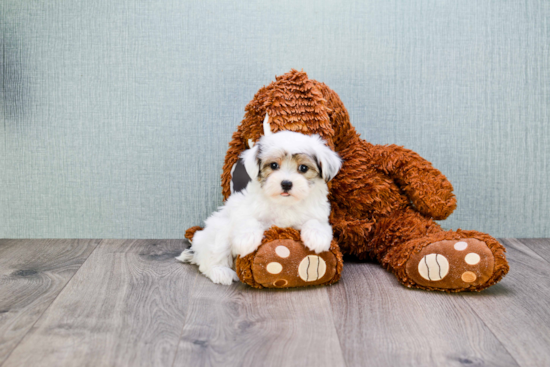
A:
236 227 344 289
367 208 509 292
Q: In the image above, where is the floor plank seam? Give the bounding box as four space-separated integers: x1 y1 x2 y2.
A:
462 239 526 367
324 287 349 367
460 295 523 367
515 239 550 265
499 238 550 265
0 239 103 367
458 277 523 367
170 270 199 367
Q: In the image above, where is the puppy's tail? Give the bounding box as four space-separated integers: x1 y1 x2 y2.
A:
176 249 195 263
178 226 203 264
185 226 203 242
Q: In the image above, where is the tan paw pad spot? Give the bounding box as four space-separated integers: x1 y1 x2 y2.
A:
298 255 327 282
461 271 477 283
417 254 449 281
266 262 283 274
275 245 290 258
465 253 481 265
273 279 288 287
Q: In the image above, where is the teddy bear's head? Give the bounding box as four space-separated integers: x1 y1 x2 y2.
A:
222 69 355 199
238 69 338 150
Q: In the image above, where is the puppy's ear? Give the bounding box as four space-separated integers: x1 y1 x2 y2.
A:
240 144 260 180
315 143 342 182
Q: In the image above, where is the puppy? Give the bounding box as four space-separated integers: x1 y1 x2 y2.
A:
177 116 342 285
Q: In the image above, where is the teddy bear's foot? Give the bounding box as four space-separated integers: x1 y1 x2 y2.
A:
405 238 497 290
235 227 344 289
250 239 338 288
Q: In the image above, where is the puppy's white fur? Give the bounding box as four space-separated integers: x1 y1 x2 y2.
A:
177 130 342 285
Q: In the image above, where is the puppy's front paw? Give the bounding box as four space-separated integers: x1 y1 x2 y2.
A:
232 229 264 257
209 266 239 285
301 222 333 254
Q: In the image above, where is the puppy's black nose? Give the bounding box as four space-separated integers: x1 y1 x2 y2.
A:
281 180 293 191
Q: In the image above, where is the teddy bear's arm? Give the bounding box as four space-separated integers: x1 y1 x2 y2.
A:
371 144 457 220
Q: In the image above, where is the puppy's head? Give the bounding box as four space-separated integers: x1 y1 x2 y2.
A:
240 130 342 205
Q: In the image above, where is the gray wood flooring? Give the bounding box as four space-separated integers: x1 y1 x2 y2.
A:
0 238 549 367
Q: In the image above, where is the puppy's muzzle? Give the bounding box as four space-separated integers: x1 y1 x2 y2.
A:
281 180 293 191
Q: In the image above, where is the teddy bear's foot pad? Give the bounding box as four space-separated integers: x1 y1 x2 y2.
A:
251 239 338 288
405 238 495 289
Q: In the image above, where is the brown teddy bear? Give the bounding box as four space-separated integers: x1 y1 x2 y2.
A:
186 70 509 292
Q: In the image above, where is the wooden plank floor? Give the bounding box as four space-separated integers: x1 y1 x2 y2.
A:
1 239 549 367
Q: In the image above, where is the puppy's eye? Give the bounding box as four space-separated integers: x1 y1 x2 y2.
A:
298 165 309 173
270 162 279 170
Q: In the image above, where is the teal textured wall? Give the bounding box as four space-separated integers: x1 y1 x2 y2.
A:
1 0 548 238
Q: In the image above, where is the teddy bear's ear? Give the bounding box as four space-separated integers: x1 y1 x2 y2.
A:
240 144 260 181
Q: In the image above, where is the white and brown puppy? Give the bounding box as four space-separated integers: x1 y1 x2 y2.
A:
177 115 342 285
